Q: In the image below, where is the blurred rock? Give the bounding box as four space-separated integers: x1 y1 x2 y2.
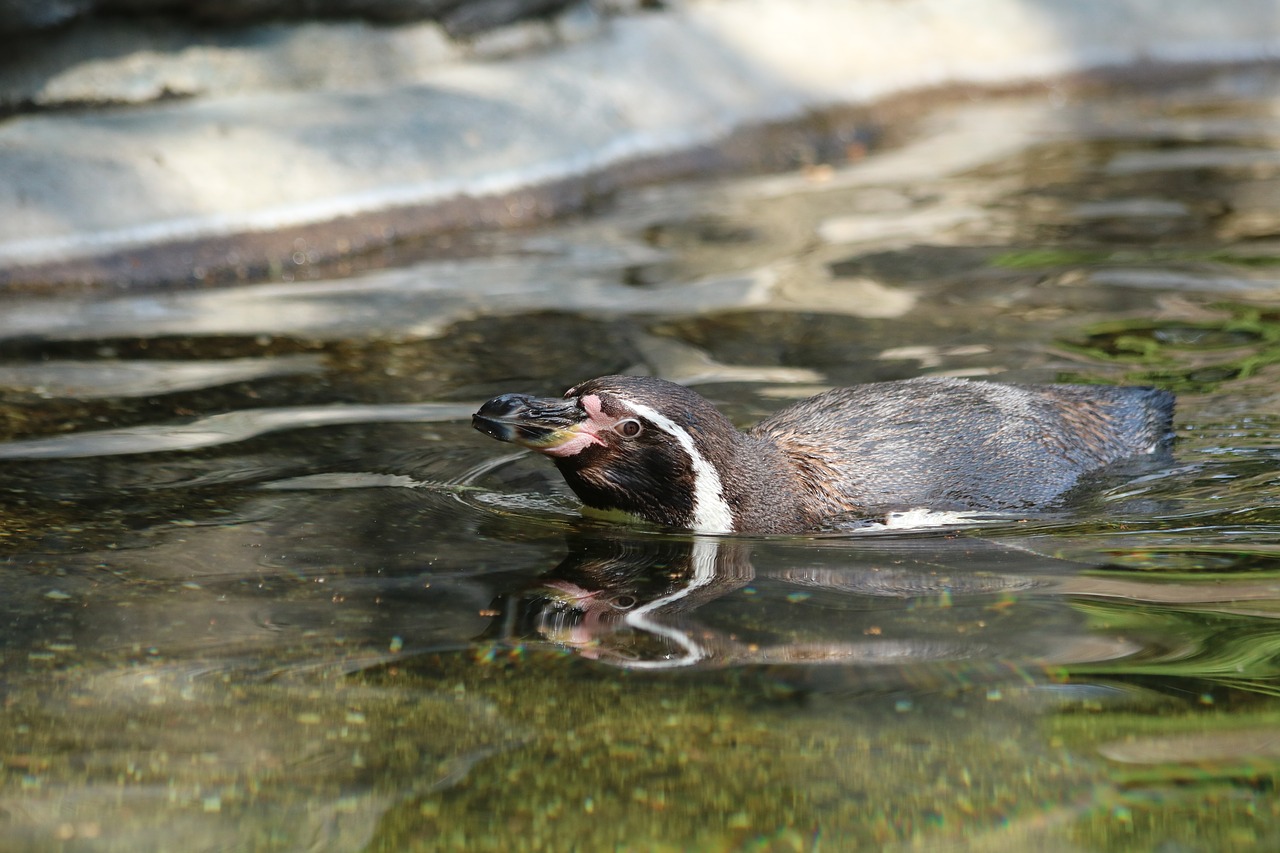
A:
439 0 570 36
0 19 464 107
0 0 1277 290
0 0 579 36
0 0 94 33
108 0 465 24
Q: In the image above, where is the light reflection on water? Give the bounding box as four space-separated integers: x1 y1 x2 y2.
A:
1 69 1280 850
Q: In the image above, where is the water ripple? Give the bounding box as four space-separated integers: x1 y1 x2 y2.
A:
0 355 324 399
0 402 476 459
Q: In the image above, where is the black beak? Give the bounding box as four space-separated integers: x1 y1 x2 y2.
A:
472 393 589 449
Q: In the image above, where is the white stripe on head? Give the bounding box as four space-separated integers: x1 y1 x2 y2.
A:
623 400 736 534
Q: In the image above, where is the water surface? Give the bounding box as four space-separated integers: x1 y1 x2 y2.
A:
1 68 1280 851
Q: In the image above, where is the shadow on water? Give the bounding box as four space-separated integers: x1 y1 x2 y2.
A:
1 68 1280 850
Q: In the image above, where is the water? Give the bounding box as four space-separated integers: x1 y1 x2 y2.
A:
1 68 1279 851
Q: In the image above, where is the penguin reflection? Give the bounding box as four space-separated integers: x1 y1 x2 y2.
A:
483 535 754 670
479 533 1148 675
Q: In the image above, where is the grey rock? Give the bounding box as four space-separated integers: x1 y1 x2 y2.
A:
0 0 94 33
441 0 573 36
0 0 578 35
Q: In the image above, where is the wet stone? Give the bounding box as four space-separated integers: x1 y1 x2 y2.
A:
827 245 999 284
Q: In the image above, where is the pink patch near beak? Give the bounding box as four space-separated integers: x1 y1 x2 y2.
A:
540 429 603 458
538 393 614 458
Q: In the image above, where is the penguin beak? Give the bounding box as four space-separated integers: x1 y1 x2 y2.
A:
472 393 593 453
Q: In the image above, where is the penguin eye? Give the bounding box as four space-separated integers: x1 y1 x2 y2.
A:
614 418 643 438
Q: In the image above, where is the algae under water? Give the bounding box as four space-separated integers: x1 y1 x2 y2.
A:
1 69 1280 850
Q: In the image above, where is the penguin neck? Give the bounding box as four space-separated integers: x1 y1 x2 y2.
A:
712 433 814 535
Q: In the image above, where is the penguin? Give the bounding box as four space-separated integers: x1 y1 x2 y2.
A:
472 375 1175 534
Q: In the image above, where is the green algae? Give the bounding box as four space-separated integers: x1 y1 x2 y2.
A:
991 248 1280 270
1057 304 1280 393
1041 585 1280 850
1052 705 1280 852
360 650 1092 852
0 661 529 852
